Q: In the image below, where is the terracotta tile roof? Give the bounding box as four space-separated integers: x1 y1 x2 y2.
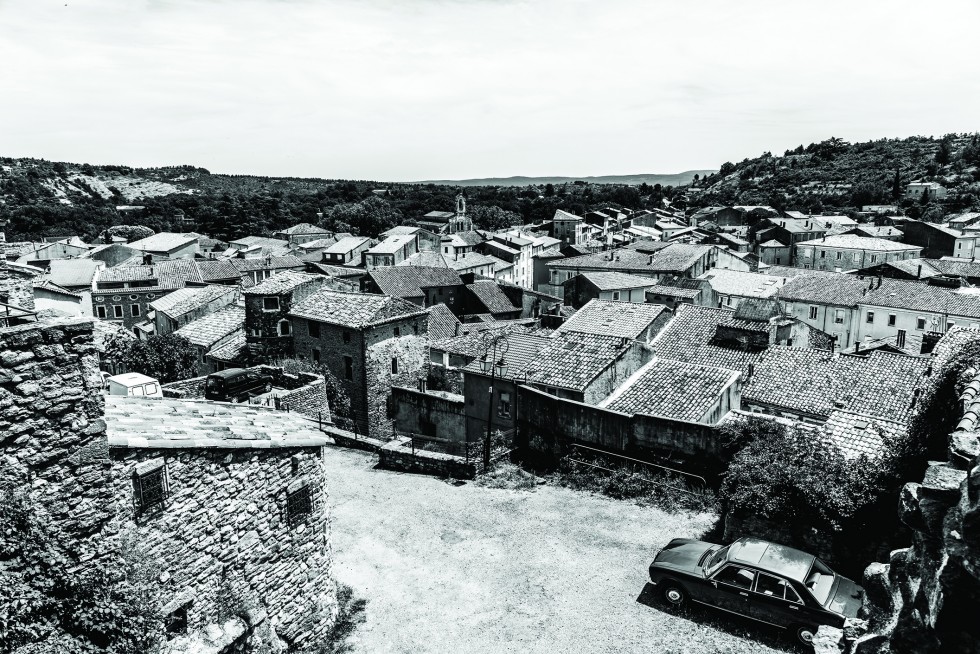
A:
174 306 245 347
733 298 783 322
446 253 498 271
603 357 738 422
556 299 669 340
796 234 921 252
195 259 241 281
370 266 461 299
553 209 582 222
645 284 702 299
33 280 81 298
94 259 203 291
150 285 236 318
207 332 248 362
46 258 101 287
466 280 518 314
548 243 712 274
779 271 877 306
743 347 929 422
230 235 290 249
278 223 330 235
860 279 980 318
461 333 552 378
648 305 764 375
930 258 980 278
243 271 321 295
398 252 451 268
367 235 415 254
700 269 788 299
324 236 372 254
297 237 339 251
105 396 328 449
576 271 658 291
762 265 817 279
126 232 198 253
823 409 905 459
232 255 305 272
427 303 462 341
529 333 633 392
289 289 426 328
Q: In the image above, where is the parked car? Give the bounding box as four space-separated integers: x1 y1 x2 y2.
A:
105 372 163 398
648 536 864 646
204 368 273 403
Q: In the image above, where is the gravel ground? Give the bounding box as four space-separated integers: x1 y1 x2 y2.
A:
325 446 793 654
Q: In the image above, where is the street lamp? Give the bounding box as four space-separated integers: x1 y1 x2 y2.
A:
479 338 509 470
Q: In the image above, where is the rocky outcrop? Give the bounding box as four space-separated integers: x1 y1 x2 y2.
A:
859 370 980 653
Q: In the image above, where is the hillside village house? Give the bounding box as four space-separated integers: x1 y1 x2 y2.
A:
441 230 486 259
553 209 587 245
476 234 538 288
777 272 875 349
899 221 965 259
321 235 373 265
555 298 671 343
855 279 980 346
173 304 245 376
364 234 419 270
272 222 332 245
227 235 292 258
91 259 204 329
561 271 657 308
126 232 200 259
150 284 238 336
244 271 327 360
697 269 789 309
795 234 922 271
289 289 429 437
905 181 947 201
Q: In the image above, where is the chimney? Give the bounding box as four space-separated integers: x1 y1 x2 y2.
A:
917 264 922 279
855 341 861 354
418 378 427 393
648 255 654 265
142 252 152 265
877 275 882 288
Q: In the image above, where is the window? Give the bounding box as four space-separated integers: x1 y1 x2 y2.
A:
916 317 926 330
278 320 291 336
343 331 351 343
96 305 107 319
888 314 896 327
498 392 512 419
391 357 398 374
165 605 189 638
263 296 280 311
113 305 124 318
820 251 826 259
835 252 843 260
344 356 353 380
309 321 320 338
133 459 169 516
312 348 321 364
834 309 845 324
897 329 907 348
286 480 313 527
714 565 756 590
775 257 781 265
866 311 874 324
808 306 818 320
611 290 620 301
394 326 400 337
870 255 878 263
131 304 141 317
947 321 955 331
755 572 802 603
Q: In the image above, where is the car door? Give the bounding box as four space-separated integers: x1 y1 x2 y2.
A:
708 564 755 618
748 571 808 629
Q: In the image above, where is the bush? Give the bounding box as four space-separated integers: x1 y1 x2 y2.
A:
474 462 539 491
308 583 367 654
102 333 199 384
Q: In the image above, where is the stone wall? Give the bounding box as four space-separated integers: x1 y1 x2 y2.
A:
0 263 36 310
378 437 478 479
364 330 429 438
391 385 465 441
107 446 337 648
0 318 114 559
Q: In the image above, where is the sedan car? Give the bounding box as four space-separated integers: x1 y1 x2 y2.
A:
648 536 864 646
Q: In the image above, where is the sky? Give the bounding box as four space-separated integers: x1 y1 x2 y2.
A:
1 0 979 181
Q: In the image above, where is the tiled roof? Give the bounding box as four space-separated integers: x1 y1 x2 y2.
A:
577 271 658 291
33 280 81 298
556 299 669 340
297 237 339 251
446 253 499 271
852 225 903 238
382 226 425 237
733 298 782 322
127 232 198 253
206 332 248 362
195 259 242 281
743 346 929 422
779 271 877 306
289 289 426 328
776 220 827 234
367 235 415 254
105 396 328 449
370 266 461 299
461 333 552 378
699 269 787 298
860 279 980 318
398 252 451 268
930 258 980 278
645 284 702 299
94 259 203 291
150 285 235 317
759 240 787 248
823 409 904 457
603 357 738 422
648 305 765 375
548 243 712 274
325 236 372 254
230 235 290 249
529 333 633 392
443 230 486 247
881 258 940 278
231 255 305 272
553 209 582 222
96 264 157 283
174 306 245 347
47 258 101 287
466 280 519 314
796 234 922 251
243 271 321 295
278 223 330 235
761 265 814 279
427 303 462 341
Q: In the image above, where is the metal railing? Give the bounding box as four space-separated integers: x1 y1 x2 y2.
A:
567 443 707 497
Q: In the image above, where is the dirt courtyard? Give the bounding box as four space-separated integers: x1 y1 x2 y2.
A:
325 446 790 653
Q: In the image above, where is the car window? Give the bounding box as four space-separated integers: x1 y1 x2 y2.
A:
714 565 755 589
704 545 730 575
131 385 145 396
784 584 803 604
805 558 835 605
144 383 158 395
755 572 799 602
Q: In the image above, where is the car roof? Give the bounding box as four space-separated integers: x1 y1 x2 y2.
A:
727 537 815 582
107 372 158 385
208 368 248 379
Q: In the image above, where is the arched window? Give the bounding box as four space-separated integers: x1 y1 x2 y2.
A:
278 319 291 336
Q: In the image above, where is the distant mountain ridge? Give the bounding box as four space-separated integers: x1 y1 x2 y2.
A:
416 171 716 187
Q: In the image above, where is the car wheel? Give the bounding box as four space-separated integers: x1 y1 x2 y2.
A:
661 583 688 609
793 624 818 647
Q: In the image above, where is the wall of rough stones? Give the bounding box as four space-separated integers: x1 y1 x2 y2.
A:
391 385 465 441
378 438 477 479
107 446 337 649
0 318 114 559
0 263 36 310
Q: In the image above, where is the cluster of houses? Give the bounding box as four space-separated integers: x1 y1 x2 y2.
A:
3 192 980 466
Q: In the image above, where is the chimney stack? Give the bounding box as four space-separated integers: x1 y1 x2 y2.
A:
142 252 152 265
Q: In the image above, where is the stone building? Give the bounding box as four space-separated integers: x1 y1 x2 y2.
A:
289 289 429 437
795 234 922 271
150 284 239 336
91 259 204 329
0 317 338 652
243 271 327 361
173 304 246 376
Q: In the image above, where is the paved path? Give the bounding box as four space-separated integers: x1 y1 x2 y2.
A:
324 445 790 654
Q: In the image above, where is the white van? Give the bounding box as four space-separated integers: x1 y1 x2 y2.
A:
105 372 163 398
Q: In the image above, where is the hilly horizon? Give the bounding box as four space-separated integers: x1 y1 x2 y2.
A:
416 170 715 187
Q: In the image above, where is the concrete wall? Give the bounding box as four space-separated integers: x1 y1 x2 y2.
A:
391 385 465 441
107 446 336 647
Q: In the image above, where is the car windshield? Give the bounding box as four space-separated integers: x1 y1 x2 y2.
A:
804 558 836 605
704 545 730 575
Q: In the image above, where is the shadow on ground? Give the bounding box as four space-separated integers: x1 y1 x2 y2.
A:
636 583 800 653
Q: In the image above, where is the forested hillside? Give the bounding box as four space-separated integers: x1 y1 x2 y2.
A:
691 134 980 219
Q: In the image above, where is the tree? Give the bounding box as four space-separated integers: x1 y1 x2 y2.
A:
324 196 402 236
103 333 199 383
468 205 522 231
891 169 902 200
935 137 953 167
105 225 154 243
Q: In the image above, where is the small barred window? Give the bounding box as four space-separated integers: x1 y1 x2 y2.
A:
286 480 313 527
133 458 169 516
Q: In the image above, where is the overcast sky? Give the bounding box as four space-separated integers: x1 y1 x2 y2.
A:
1 0 978 181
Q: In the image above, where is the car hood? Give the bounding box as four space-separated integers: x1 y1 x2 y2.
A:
826 576 864 618
653 539 715 573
